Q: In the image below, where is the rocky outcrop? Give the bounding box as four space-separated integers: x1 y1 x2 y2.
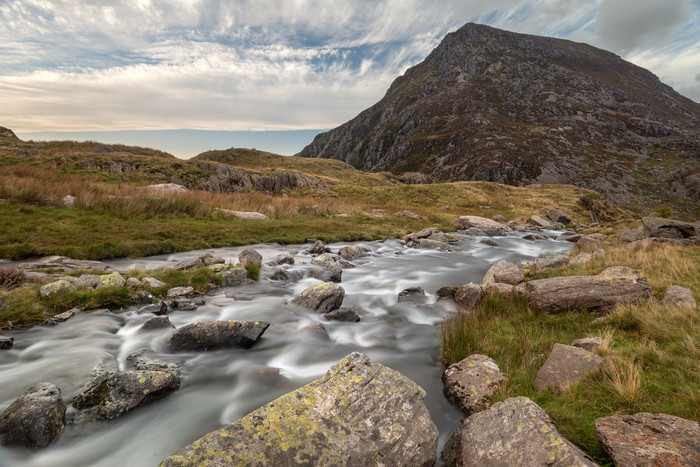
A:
618 227 645 243
72 370 180 421
641 217 700 239
168 320 269 351
161 352 439 467
291 282 345 313
534 343 603 391
442 354 505 415
524 266 651 313
454 216 509 236
441 396 598 466
18 255 113 272
0 382 65 448
192 161 327 194
662 285 696 309
595 413 700 466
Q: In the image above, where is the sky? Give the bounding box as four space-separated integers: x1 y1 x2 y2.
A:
2 0 699 157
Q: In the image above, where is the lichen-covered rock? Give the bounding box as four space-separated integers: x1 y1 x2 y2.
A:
338 245 364 261
208 263 230 273
142 276 166 288
311 253 340 269
72 370 180 421
324 306 360 322
238 248 263 268
310 254 343 282
307 240 328 254
291 282 345 313
595 412 700 466
74 274 102 288
167 286 194 298
442 354 505 415
482 260 523 284
454 283 483 309
547 208 571 224
525 266 651 313
0 382 65 448
662 285 696 309
440 396 598 466
454 216 509 236
39 279 76 298
160 352 439 467
220 267 248 286
168 320 269 351
127 349 181 377
398 286 426 302
534 343 603 391
95 272 126 289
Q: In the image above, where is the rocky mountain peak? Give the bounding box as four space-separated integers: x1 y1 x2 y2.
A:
0 127 19 140
297 23 700 216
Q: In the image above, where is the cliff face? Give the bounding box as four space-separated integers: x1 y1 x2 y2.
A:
297 23 700 212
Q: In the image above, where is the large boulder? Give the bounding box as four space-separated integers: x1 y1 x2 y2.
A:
618 227 645 243
529 215 552 228
238 248 263 268
442 354 505 415
338 245 365 261
642 217 700 239
524 266 651 313
72 370 180 421
274 252 295 265
0 382 66 448
454 283 483 309
441 396 598 466
482 260 523 284
662 285 696 309
291 282 345 313
576 235 608 252
127 349 181 377
307 240 329 254
534 343 603 391
547 208 571 224
161 352 439 467
95 272 126 289
596 413 699 466
220 267 248 286
454 216 509 236
168 320 269 351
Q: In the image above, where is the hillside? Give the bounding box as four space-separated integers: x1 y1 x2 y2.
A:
297 23 700 218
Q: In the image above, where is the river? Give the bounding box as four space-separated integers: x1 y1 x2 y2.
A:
0 232 572 466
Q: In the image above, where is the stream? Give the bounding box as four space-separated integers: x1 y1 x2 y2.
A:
0 232 572 467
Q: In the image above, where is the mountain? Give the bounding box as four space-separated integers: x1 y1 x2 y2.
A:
297 23 700 216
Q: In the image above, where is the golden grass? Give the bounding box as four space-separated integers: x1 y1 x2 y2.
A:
605 357 643 407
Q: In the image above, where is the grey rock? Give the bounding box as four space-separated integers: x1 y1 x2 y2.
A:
618 227 645 243
126 277 142 288
137 302 169 315
529 214 552 228
72 370 180 421
442 354 505 415
310 254 343 283
570 252 593 265
18 255 113 272
481 282 518 297
577 235 608 252
220 267 248 286
39 279 76 298
338 245 365 261
269 267 291 282
547 208 571 224
492 214 507 222
161 352 439 467
307 240 329 254
141 276 166 288
170 299 198 311
398 286 426 302
571 336 608 351
662 285 696 309
642 217 700 239
595 412 700 467
536 254 570 271
311 253 340 269
291 282 345 313
53 310 75 322
95 272 126 289
129 291 155 305
167 286 194 298
525 266 651 313
482 260 523 284
62 195 76 207
534 343 604 390
441 396 598 466
139 316 175 332
300 322 329 340
522 233 540 241
0 382 65 448
168 320 269 351
398 210 421 219
454 216 509 236
418 238 454 251
324 306 360 322
74 274 102 288
238 248 263 268
127 349 181 377
0 336 14 350
274 252 295 265
562 233 583 242
480 238 500 246
171 254 225 271
454 283 483 309
217 209 269 220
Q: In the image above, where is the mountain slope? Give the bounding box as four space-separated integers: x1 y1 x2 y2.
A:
297 23 700 216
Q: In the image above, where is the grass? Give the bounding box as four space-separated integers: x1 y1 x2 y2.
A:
440 244 699 465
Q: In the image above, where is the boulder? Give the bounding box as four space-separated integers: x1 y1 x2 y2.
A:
440 397 598 466
642 217 700 239
618 227 645 243
454 216 509 236
270 268 292 282
454 283 483 309
72 370 180 421
126 277 142 288
402 227 449 246
442 354 505 415
169 299 198 311
141 276 166 288
534 343 603 391
571 336 608 351
220 267 248 286
324 306 360 322
626 237 700 249
139 316 175 332
291 282 345 314
492 214 507 222
18 255 113 272
75 274 102 288
217 209 269 220
398 210 421 219
167 286 194 298
299 322 329 340
338 245 365 261
398 287 426 302
482 260 523 284
595 412 700 466
535 254 570 271
480 238 500 246
62 195 76 207
39 279 76 298
547 208 571 224
481 282 518 297
168 320 269 351
310 254 343 283
529 215 552 228
418 238 453 251
0 336 14 350
577 235 608 252
569 252 593 265
161 352 439 467
127 349 181 377
307 240 329 254
138 302 170 315
171 254 225 271
238 248 263 268
524 266 651 313
129 291 155 305
274 252 295 265
0 382 65 448
662 285 696 309
436 287 458 299
95 272 126 289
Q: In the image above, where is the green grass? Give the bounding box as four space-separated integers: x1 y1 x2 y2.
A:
440 244 700 465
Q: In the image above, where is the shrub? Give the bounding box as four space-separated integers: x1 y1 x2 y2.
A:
0 268 27 290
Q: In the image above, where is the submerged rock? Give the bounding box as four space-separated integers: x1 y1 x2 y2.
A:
441 396 598 466
442 354 505 415
161 352 439 466
168 320 269 351
0 336 14 350
324 306 360 322
398 286 426 302
0 382 65 449
291 282 345 313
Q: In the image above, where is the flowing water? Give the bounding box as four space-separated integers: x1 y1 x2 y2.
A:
0 233 572 467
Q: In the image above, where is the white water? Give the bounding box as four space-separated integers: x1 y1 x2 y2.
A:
0 233 572 467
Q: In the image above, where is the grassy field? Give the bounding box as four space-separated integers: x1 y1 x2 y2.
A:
440 243 700 465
